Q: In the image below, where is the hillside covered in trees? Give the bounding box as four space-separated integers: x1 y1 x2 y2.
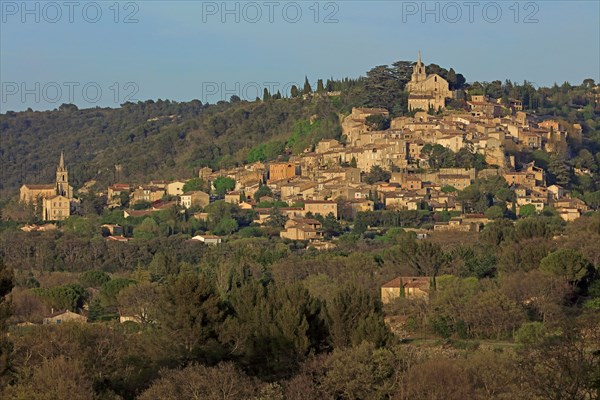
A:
1 58 600 400
0 208 599 399
2 61 598 201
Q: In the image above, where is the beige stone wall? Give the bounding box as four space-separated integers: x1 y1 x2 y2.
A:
304 202 338 218
381 287 401 304
269 163 296 181
167 182 185 196
20 186 56 203
43 196 70 221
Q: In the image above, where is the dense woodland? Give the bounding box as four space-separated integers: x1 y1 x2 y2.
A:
0 61 599 399
0 211 598 399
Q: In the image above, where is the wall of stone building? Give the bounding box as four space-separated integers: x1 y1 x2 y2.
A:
381 287 401 304
269 163 296 181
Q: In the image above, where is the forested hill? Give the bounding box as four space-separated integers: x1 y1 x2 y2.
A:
1 60 598 199
0 59 467 198
0 97 344 197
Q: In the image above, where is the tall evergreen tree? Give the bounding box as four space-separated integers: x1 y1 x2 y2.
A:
303 76 312 95
317 79 325 93
263 88 271 102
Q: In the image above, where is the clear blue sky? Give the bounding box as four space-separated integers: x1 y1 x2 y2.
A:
1 0 599 111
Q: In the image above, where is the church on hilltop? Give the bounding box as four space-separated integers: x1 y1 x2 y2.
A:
20 152 75 221
406 51 453 112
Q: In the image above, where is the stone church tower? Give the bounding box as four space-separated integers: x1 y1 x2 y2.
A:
55 151 73 198
409 50 426 86
406 51 452 112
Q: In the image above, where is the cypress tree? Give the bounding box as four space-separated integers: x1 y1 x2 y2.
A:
303 76 312 95
317 79 325 93
263 88 271 101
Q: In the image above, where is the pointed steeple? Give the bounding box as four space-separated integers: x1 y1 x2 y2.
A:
58 151 65 171
56 151 71 198
409 50 426 86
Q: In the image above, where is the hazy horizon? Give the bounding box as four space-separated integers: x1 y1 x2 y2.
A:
2 0 599 112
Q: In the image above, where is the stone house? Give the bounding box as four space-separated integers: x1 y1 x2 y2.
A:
42 195 71 221
503 172 537 189
269 162 298 182
553 198 589 213
107 184 131 205
43 310 87 324
342 199 375 219
280 218 323 241
224 192 242 204
381 276 431 304
179 191 210 209
167 181 186 196
191 235 222 245
547 185 565 200
557 208 581 222
280 181 317 201
436 134 465 153
316 139 342 153
131 186 165 204
385 194 420 211
303 200 338 218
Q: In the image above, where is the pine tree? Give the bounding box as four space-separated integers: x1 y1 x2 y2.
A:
549 155 570 186
447 68 457 90
290 85 299 98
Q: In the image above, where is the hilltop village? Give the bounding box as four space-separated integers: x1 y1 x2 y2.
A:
18 55 591 245
5 53 600 400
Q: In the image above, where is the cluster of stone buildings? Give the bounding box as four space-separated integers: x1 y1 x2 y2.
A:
18 55 588 230
107 181 210 210
19 152 77 221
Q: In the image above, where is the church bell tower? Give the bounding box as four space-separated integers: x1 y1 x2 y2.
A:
411 50 427 83
56 151 72 198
